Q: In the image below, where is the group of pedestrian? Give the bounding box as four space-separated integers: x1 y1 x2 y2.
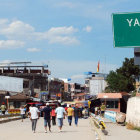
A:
91 103 106 117
82 107 89 119
28 102 81 133
66 104 80 126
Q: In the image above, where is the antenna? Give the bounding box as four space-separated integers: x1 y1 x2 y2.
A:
105 56 106 74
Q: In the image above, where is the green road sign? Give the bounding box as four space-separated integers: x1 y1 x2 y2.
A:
112 12 140 48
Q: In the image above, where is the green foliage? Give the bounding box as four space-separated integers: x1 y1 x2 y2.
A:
106 71 130 92
134 127 140 131
117 58 140 82
130 91 137 97
106 58 140 93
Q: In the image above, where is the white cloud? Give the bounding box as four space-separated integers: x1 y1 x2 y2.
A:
0 20 34 40
0 40 24 49
83 26 92 32
40 26 79 45
0 19 9 25
27 48 40 52
48 36 79 45
3 20 34 33
0 19 79 46
47 26 78 35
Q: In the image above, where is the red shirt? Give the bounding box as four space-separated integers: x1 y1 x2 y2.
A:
51 109 56 116
65 107 68 111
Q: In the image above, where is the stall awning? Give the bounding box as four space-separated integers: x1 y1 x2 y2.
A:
9 93 29 100
97 93 122 99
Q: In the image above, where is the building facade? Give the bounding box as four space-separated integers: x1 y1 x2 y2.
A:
85 73 107 96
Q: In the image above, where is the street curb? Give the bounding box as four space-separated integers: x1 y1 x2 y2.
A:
0 116 21 124
90 116 105 140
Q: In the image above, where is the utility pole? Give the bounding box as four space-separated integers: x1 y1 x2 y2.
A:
47 77 50 100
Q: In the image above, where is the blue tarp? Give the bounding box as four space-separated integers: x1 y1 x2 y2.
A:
40 91 48 95
67 78 71 81
84 72 93 75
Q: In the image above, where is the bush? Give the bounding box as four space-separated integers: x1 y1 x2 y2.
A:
126 122 135 130
126 122 140 131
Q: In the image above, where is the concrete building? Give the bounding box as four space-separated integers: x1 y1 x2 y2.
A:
0 63 50 105
0 64 50 96
49 78 64 100
85 73 107 96
70 83 75 97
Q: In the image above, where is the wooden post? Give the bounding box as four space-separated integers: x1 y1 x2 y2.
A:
105 98 107 106
7 98 9 109
5 96 10 109
118 99 121 112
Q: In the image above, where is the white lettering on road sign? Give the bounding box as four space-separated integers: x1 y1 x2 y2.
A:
127 18 140 27
127 19 133 26
134 18 140 26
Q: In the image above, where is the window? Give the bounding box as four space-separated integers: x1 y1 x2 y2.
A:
14 101 21 108
115 101 118 108
106 100 118 109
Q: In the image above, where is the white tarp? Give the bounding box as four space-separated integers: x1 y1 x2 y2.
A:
0 76 23 93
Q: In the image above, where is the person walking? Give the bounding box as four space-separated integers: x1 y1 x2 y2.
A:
74 105 80 126
29 104 40 133
100 103 106 117
51 106 56 125
91 106 95 114
55 103 66 132
0 102 6 115
67 105 74 126
20 106 26 122
42 103 52 133
95 106 98 116
64 105 68 112
28 104 33 118
82 107 89 119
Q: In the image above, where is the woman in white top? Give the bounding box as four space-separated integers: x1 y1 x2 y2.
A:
20 106 25 122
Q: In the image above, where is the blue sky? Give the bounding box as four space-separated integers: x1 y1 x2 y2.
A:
0 0 138 83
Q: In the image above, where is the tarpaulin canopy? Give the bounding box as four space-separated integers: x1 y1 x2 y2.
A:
84 72 93 75
40 91 48 95
27 102 42 105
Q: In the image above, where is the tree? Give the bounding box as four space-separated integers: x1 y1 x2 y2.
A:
116 58 140 80
106 71 129 92
106 58 140 93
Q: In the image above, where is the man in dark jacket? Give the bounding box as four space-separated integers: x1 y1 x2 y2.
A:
42 103 52 133
74 105 80 126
